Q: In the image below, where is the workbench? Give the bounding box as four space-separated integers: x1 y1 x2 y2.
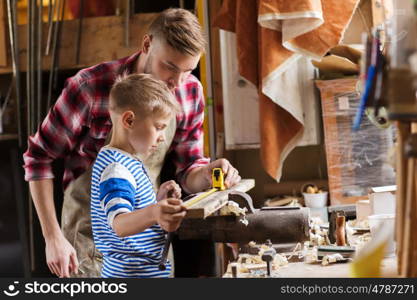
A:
223 257 398 278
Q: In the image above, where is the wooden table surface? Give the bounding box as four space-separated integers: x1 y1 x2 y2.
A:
272 257 398 278
224 257 398 278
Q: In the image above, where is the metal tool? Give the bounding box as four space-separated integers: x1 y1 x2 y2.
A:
158 230 173 271
37 0 43 127
53 0 66 91
261 248 276 277
6 0 23 147
178 192 310 244
27 0 34 134
182 168 226 209
47 0 65 112
45 0 54 56
158 189 176 271
124 0 130 47
75 0 84 65
212 168 225 191
328 205 355 244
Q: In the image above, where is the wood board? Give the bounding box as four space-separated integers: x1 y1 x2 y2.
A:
185 179 255 219
0 12 158 74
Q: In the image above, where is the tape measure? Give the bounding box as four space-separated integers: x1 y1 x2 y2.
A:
184 168 225 208
212 167 225 191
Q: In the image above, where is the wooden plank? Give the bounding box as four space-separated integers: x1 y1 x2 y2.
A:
185 179 255 219
208 0 227 158
0 0 7 66
0 12 159 74
396 122 410 276
371 0 385 28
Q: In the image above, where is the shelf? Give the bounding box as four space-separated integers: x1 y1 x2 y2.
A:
0 134 18 141
0 12 158 74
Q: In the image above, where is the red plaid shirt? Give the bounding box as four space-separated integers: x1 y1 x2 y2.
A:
23 52 209 190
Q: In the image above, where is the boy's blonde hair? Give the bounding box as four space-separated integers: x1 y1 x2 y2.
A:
149 8 206 56
109 73 181 118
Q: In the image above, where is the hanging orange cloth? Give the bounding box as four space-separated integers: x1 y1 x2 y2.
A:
213 0 359 181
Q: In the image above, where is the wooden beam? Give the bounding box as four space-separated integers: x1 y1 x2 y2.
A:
0 12 159 74
185 179 255 219
208 0 227 158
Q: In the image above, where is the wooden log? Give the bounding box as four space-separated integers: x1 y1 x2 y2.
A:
402 130 417 277
184 179 255 219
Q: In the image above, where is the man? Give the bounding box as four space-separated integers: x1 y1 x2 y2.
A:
23 8 240 278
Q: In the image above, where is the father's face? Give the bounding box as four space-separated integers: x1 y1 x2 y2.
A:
144 38 201 91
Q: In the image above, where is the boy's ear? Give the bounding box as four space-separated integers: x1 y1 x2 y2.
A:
121 111 135 129
142 34 153 54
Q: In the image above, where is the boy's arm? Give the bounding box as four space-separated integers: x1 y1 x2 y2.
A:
99 163 186 237
113 198 186 237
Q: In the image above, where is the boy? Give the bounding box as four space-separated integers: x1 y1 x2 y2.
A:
24 8 241 278
91 74 185 278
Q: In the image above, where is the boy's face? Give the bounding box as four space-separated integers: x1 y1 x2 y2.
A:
144 38 201 91
128 113 170 159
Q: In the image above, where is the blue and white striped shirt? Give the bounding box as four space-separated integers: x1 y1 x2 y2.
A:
91 146 170 278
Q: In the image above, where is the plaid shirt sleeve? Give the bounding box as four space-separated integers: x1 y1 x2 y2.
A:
23 75 91 181
173 78 210 189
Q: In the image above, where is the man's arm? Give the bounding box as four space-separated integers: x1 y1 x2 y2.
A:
23 77 90 277
29 179 78 278
183 159 241 193
172 79 241 193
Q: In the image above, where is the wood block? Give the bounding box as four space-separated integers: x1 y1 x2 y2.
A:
185 179 255 219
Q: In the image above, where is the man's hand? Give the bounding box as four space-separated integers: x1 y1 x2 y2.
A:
203 159 241 189
156 180 182 201
154 198 187 232
45 233 79 278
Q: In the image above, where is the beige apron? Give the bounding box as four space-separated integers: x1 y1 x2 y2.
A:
61 118 176 277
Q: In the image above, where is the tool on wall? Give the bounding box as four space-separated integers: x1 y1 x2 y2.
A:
124 0 131 47
6 0 23 147
353 28 387 131
45 0 54 56
75 0 84 65
37 0 43 128
47 0 65 113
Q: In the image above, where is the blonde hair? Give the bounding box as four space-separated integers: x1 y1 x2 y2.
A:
109 73 181 118
149 8 206 56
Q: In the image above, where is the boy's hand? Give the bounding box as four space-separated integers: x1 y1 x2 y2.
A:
156 180 182 201
154 198 187 232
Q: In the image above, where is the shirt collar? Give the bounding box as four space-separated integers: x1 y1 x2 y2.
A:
118 51 141 75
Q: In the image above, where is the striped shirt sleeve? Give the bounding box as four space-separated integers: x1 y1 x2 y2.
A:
99 162 137 229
